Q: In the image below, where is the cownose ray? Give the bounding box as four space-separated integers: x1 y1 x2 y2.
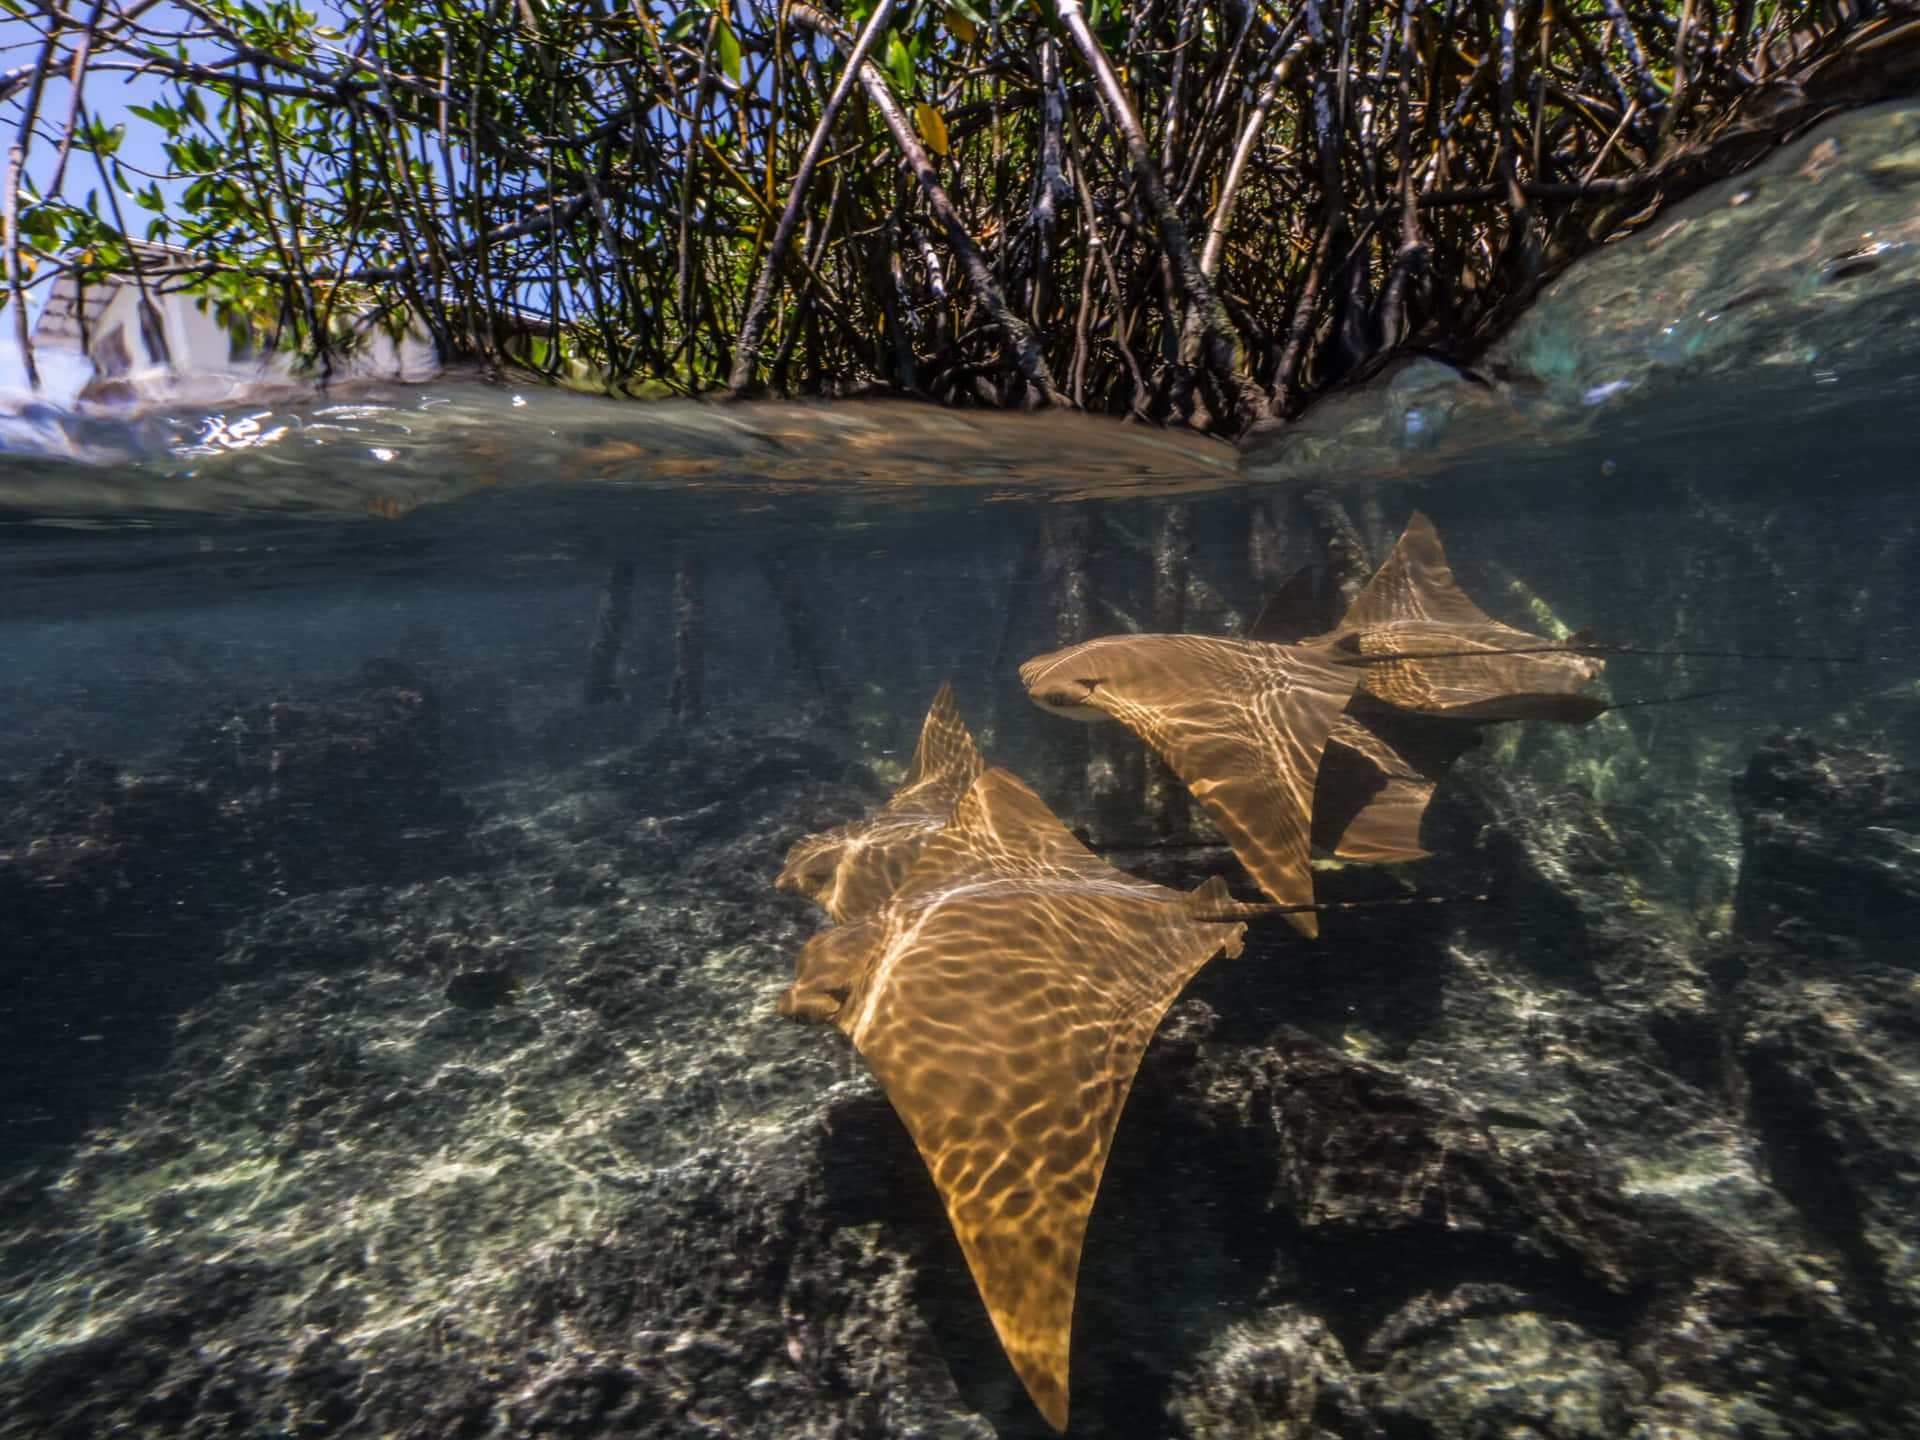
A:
776 681 985 922
1019 634 1361 936
1300 510 1608 724
779 765 1253 1431
1248 510 1608 861
1248 568 1455 867
1018 513 1603 895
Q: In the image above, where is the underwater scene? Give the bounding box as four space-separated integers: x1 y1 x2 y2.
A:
2 103 1918 1440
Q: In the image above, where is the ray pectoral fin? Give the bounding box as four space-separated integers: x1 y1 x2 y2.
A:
846 875 1239 1432
1326 770 1436 862
939 1137 1084 1432
855 956 1131 1432
1337 511 1495 632
1219 660 1363 930
1183 766 1323 937
868 1010 1154 1433
1315 716 1437 864
1095 645 1359 937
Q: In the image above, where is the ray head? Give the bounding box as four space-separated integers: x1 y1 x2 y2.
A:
1017 636 1139 723
775 830 844 904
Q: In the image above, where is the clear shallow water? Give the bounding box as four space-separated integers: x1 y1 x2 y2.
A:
0 359 1913 1436
1 108 1918 1440
2 361 1910 808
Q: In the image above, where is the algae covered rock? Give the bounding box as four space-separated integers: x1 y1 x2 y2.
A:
1729 732 1920 1352
1731 731 1919 966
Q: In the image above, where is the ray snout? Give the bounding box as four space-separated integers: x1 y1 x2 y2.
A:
1018 646 1112 722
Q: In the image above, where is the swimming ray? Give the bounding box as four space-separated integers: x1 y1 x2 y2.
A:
779 767 1249 1431
1305 511 1607 723
1250 513 1599 859
776 682 986 922
1249 579 1439 864
1019 635 1360 935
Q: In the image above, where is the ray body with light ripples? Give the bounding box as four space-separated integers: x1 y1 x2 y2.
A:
1019 634 1361 935
779 767 1249 1431
776 682 986 922
1022 514 1606 897
1303 511 1607 724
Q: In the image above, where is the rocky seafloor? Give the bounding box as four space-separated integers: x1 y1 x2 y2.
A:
1 656 1916 1440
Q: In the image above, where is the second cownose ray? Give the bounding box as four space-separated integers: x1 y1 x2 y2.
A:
1019 511 1605 928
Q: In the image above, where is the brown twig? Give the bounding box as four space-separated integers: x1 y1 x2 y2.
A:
789 0 1062 405
727 0 896 395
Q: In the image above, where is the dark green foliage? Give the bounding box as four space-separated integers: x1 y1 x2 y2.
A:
3 0 1916 428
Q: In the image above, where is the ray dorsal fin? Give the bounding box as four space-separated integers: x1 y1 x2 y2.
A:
1336 511 1495 632
1186 873 1237 913
817 767 1247 1430
1247 566 1328 644
1184 871 1265 922
892 765 1131 899
777 683 988 923
898 680 987 804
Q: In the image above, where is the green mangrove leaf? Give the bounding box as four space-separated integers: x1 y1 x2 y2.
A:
885 32 914 96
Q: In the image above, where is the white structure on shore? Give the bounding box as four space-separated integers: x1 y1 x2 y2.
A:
21 244 438 405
